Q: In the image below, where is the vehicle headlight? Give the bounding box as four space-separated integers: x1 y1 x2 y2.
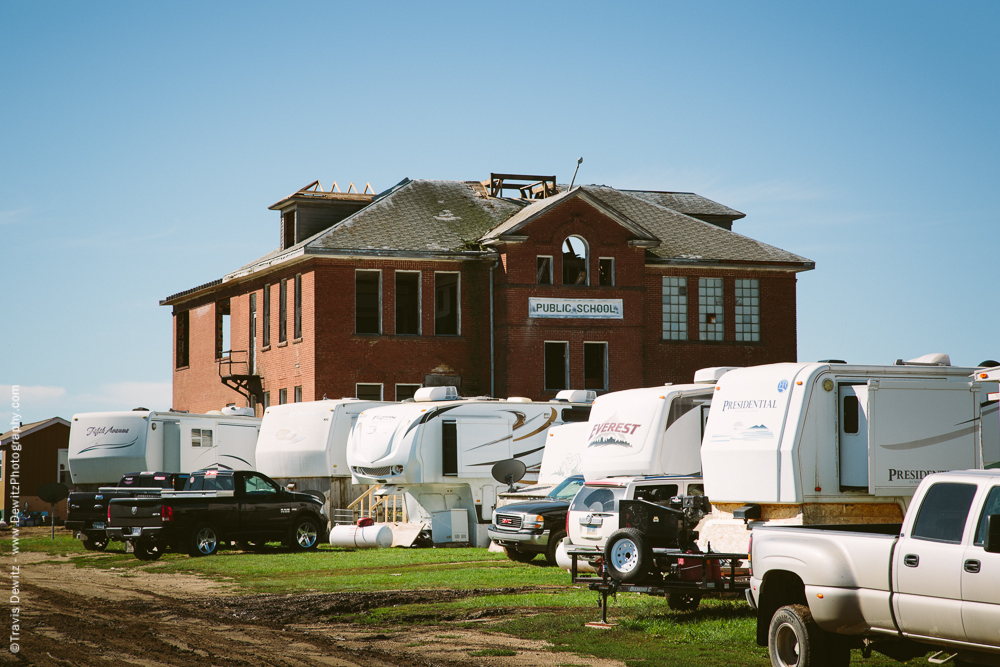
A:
522 514 545 530
491 509 498 525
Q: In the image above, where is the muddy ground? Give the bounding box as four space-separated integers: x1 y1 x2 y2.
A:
2 547 624 667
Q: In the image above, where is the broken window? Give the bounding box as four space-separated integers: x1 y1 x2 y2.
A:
435 272 459 336
356 383 383 400
282 210 295 250
544 342 569 391
537 256 553 284
584 342 607 391
598 258 614 286
279 278 288 343
735 279 759 342
396 384 421 401
562 236 588 285
699 278 724 341
662 277 688 341
395 271 420 335
176 310 189 368
294 274 302 340
356 271 381 334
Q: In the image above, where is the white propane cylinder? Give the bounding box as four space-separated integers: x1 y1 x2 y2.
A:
556 541 598 574
329 524 393 548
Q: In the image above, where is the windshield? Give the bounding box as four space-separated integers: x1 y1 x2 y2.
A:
548 476 585 500
570 485 626 512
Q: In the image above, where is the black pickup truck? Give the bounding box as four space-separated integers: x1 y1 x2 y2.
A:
488 475 585 564
107 469 327 560
65 472 190 551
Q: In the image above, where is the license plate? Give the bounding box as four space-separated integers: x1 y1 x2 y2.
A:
585 525 598 535
93 522 105 530
127 527 142 537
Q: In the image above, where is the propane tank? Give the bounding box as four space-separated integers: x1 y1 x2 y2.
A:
329 518 393 548
555 540 597 573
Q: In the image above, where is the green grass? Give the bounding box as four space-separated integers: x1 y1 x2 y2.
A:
3 530 935 666
469 648 516 657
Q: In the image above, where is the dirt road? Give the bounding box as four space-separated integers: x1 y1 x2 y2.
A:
4 551 623 667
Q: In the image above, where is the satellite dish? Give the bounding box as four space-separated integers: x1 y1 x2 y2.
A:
491 459 526 492
38 483 70 504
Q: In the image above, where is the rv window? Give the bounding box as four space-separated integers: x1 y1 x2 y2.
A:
561 407 591 422
666 396 703 430
912 482 977 544
442 421 458 476
191 428 212 448
974 486 1000 546
571 486 625 513
843 396 860 434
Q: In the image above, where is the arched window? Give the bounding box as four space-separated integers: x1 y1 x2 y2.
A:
562 236 589 285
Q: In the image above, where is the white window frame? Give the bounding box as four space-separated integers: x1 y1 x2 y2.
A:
735 279 760 342
662 276 688 340
583 341 608 391
536 255 553 285
544 340 570 391
699 277 725 341
562 236 590 286
598 257 615 286
434 271 461 336
394 270 422 336
395 383 422 401
355 269 382 335
356 383 384 400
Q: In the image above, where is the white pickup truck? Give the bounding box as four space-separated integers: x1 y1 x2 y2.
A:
750 470 1000 667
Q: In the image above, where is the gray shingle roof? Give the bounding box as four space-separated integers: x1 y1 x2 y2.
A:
307 179 526 254
619 190 744 219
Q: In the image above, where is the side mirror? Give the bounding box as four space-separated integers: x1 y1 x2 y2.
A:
985 515 1000 554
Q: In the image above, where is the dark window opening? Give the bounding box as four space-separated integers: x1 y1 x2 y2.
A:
263 392 270 409
537 257 552 284
843 396 860 434
561 407 591 422
279 388 287 405
599 258 614 286
584 342 607 390
442 421 457 476
176 311 189 368
912 483 977 543
435 273 459 335
396 272 420 335
279 278 288 343
262 284 271 347
249 293 257 366
396 384 421 401
215 299 231 360
356 271 380 334
562 237 588 285
356 383 382 400
282 210 295 249
545 342 568 391
294 274 302 339
294 386 302 403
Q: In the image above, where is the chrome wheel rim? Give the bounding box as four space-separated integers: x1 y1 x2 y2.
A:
296 523 317 548
610 539 638 572
196 528 217 554
773 622 801 667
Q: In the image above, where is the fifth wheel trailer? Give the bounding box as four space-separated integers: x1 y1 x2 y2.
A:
254 398 392 522
68 409 261 488
347 386 594 546
700 355 1000 552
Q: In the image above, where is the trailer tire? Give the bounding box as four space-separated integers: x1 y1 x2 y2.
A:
133 542 162 561
545 531 567 565
604 528 651 583
188 523 219 557
287 516 320 551
504 547 537 563
768 604 847 667
83 534 108 551
667 590 702 611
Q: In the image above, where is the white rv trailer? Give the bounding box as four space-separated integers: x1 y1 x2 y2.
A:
346 386 595 546
580 367 738 481
497 421 591 505
68 409 261 488
700 355 1000 552
255 399 392 519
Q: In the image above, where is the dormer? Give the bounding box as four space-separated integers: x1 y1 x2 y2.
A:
269 180 376 250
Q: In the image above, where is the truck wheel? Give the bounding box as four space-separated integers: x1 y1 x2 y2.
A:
768 604 842 667
288 517 320 551
667 590 702 611
83 534 108 552
604 528 651 583
133 542 162 561
188 523 219 557
545 531 567 565
504 546 537 563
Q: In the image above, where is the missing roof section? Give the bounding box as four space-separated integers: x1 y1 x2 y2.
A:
487 173 558 200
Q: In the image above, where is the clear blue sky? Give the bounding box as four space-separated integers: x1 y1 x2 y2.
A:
3 1 999 425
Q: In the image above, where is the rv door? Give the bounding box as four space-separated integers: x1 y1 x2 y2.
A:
838 384 870 489
868 380 978 496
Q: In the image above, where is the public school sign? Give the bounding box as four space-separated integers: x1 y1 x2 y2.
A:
528 298 623 319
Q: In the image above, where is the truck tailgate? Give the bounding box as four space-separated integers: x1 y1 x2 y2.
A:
108 499 165 527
